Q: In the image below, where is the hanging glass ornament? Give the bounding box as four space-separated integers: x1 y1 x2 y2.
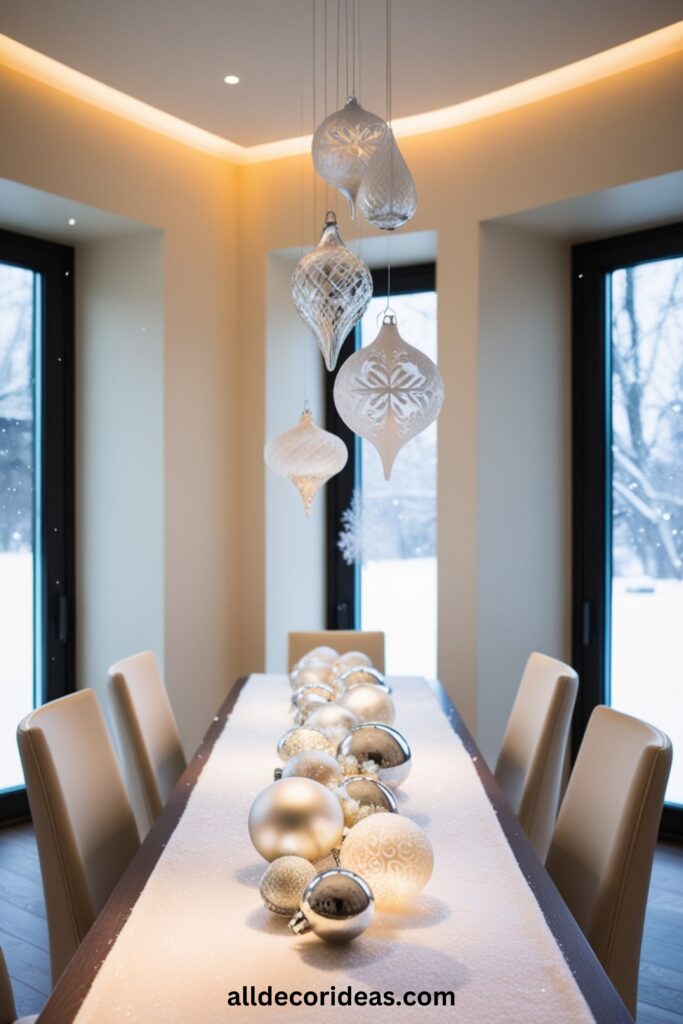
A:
291 212 373 371
264 407 347 515
333 313 444 480
311 97 387 217
357 127 417 230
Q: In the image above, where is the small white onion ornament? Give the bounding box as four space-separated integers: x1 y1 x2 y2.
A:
260 856 317 915
340 814 433 908
291 212 373 372
333 313 444 480
248 778 344 862
311 97 387 217
264 408 347 516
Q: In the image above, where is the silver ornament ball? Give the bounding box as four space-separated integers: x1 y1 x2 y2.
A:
337 723 411 789
289 868 375 943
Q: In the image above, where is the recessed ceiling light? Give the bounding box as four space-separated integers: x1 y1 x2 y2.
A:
67 218 76 226
223 75 240 85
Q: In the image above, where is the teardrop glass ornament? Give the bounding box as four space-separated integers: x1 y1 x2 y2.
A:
291 212 373 372
333 314 443 480
357 128 417 231
312 97 388 217
264 408 348 515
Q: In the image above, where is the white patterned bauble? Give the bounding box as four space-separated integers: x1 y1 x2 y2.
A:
339 814 433 908
333 313 443 480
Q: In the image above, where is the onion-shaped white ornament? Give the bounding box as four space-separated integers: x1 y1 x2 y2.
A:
264 408 347 515
291 212 373 372
312 97 387 217
357 127 417 230
333 313 443 480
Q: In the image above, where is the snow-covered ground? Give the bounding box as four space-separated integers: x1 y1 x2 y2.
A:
0 551 33 791
612 577 683 807
361 557 437 679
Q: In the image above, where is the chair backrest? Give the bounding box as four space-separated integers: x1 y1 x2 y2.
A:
495 652 578 861
288 630 385 672
0 947 17 1024
17 690 140 985
108 651 186 823
546 705 672 1015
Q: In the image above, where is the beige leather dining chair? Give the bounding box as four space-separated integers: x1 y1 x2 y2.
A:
546 705 672 1016
0 946 38 1024
109 651 187 823
494 652 578 861
288 630 385 672
17 690 140 986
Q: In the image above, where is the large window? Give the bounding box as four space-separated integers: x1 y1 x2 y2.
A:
0 228 74 821
573 222 683 836
326 264 437 678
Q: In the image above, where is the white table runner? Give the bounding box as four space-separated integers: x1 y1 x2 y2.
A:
74 675 595 1023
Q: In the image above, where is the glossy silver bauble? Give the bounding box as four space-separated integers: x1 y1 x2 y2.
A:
289 867 375 943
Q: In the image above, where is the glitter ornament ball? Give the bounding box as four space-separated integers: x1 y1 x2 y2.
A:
289 868 375 943
281 750 343 788
277 727 336 762
339 683 395 724
248 778 344 862
259 856 317 915
340 814 433 908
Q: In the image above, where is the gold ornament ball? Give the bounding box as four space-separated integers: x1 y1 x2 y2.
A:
305 703 359 740
248 777 345 862
277 727 336 761
290 663 333 689
339 683 395 724
335 650 372 669
259 856 317 915
281 750 343 788
339 814 433 908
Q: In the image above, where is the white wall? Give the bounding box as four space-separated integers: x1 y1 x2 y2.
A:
264 252 326 671
477 222 570 764
76 231 164 718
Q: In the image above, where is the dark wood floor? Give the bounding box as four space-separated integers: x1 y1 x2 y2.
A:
0 822 680 1021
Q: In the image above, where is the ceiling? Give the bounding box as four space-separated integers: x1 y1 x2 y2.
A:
0 0 682 147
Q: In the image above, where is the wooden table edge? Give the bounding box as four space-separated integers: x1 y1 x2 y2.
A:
37 674 633 1023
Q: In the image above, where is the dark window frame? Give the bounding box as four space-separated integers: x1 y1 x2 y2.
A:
572 220 683 839
325 262 436 630
0 227 75 822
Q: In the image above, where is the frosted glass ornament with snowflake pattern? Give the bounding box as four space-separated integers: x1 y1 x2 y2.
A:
312 97 388 218
333 313 443 480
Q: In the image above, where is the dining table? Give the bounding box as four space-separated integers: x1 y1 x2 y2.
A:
36 674 633 1023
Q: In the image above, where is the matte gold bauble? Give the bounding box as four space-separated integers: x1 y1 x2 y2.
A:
339 683 395 724
290 662 334 689
333 650 373 673
304 704 360 742
281 750 343 788
259 856 317 915
248 778 344 862
340 814 433 908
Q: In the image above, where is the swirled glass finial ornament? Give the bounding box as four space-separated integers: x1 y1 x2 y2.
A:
333 313 443 480
312 97 387 217
264 408 347 515
291 212 373 372
357 128 417 230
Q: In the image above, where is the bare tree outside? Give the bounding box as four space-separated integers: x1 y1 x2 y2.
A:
610 256 683 806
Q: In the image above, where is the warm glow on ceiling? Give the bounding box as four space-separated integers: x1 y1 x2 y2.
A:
1 22 682 166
